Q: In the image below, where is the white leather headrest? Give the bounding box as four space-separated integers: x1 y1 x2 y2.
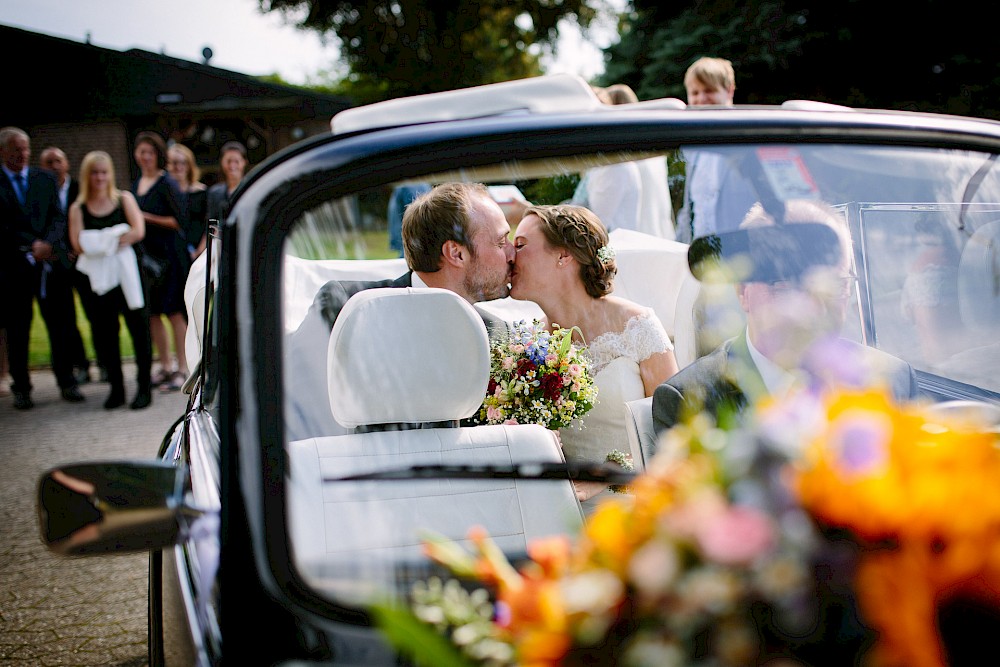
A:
327 288 491 428
959 220 1000 329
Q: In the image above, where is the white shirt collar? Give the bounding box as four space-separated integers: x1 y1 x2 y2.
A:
745 329 798 397
57 176 70 211
2 165 27 181
410 272 428 288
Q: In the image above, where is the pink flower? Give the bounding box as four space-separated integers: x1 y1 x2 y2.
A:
503 418 519 425
568 364 582 377
695 506 776 566
546 353 559 366
502 356 515 370
487 406 504 421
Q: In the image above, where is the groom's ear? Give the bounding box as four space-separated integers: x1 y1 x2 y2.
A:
441 239 467 268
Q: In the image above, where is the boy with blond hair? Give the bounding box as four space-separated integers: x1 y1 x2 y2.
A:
683 56 736 107
676 56 754 242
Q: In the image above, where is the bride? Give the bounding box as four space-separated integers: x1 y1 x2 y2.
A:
510 204 679 512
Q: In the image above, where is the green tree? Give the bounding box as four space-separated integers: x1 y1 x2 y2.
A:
260 0 604 103
601 0 1000 119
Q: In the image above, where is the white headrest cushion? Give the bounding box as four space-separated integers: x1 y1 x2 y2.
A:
327 287 491 428
959 220 1000 329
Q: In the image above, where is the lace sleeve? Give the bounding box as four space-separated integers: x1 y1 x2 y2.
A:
625 310 674 362
587 310 674 372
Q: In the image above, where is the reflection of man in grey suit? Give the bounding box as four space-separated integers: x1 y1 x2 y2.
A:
285 182 515 440
653 199 919 436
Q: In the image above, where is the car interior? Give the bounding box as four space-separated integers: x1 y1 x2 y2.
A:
265 135 1000 608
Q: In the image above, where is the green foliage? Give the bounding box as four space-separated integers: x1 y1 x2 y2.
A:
599 0 1000 119
370 602 479 667
516 174 581 207
258 0 600 103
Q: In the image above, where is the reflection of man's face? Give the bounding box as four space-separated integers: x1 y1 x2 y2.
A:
464 195 514 302
739 264 853 368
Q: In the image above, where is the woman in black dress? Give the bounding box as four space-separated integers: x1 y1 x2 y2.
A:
131 131 190 392
167 143 208 262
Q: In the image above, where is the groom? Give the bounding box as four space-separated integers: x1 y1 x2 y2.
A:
285 182 516 441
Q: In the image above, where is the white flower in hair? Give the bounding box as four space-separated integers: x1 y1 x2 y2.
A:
597 244 616 264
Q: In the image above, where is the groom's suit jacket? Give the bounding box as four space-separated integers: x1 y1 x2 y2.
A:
285 272 509 441
652 333 919 439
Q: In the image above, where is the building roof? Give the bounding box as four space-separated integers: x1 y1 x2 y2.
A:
0 23 352 126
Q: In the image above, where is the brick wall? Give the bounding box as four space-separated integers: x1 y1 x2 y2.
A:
29 121 132 191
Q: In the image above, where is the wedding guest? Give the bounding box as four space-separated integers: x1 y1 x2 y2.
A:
167 143 208 261
40 145 94 384
387 182 431 256
285 182 515 441
0 126 83 408
675 56 756 243
0 327 9 397
569 87 643 233
69 151 152 409
131 130 189 393
509 204 679 509
602 83 675 239
652 199 919 436
204 141 248 246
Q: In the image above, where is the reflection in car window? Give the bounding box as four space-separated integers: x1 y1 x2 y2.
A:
854 203 1000 392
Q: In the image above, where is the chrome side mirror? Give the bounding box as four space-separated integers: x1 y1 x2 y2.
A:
37 461 196 556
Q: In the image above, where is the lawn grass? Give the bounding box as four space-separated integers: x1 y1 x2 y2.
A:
28 292 138 368
28 228 395 367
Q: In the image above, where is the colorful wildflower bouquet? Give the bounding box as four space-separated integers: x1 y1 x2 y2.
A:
473 319 597 430
374 380 1000 667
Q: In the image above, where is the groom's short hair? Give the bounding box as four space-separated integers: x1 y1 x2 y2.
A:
402 182 491 273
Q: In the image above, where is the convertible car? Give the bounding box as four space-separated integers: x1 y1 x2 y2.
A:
37 74 1000 666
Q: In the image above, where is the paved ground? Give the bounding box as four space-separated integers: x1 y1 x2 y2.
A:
0 363 188 666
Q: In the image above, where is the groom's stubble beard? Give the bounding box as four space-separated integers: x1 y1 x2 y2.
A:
463 246 512 302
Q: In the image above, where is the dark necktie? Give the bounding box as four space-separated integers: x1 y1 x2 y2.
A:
11 173 26 205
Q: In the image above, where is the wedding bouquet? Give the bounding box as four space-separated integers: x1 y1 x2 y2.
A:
473 319 597 430
374 381 1000 667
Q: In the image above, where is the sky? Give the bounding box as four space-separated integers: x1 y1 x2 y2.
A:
0 0 622 85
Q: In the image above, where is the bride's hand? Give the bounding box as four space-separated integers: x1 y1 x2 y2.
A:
573 480 607 502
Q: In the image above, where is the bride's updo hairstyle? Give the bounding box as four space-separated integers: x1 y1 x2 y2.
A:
523 204 616 298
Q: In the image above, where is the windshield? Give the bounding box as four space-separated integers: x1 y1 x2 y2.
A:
277 138 1000 609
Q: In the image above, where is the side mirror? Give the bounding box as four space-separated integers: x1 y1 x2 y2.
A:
37 461 197 556
688 223 844 284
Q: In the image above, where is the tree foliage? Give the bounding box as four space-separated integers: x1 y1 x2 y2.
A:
260 0 602 103
600 0 1000 119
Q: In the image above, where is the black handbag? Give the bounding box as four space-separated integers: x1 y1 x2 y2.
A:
140 253 167 282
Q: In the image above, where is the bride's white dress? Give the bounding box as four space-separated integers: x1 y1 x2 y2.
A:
559 309 673 512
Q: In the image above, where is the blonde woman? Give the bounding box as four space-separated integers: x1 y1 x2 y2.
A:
167 143 208 261
68 151 153 409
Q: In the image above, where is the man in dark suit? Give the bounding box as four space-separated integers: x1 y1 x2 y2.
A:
284 182 515 440
0 127 83 408
40 145 93 385
653 199 919 436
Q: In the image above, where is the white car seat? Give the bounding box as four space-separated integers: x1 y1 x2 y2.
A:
286 288 584 601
